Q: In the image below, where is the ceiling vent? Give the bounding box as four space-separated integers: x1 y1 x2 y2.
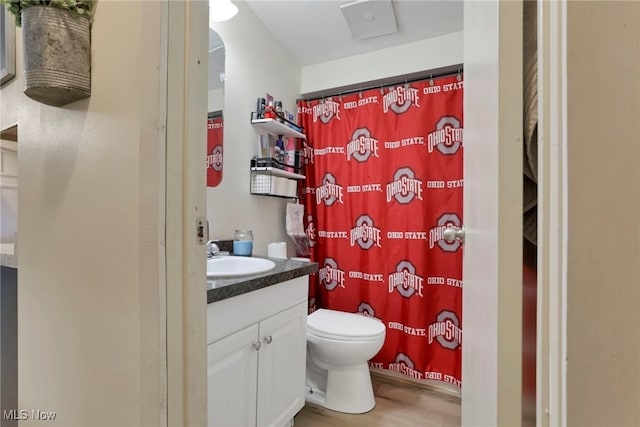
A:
340 0 398 40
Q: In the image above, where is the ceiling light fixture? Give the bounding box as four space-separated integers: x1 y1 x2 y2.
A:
340 0 397 41
209 0 238 24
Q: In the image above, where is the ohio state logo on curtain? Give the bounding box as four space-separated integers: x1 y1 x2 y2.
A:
207 115 223 187
298 75 464 388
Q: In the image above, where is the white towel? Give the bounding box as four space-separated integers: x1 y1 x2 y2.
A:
286 203 310 257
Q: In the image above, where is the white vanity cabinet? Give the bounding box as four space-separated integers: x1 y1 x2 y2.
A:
207 277 308 427
255 302 306 426
208 323 259 426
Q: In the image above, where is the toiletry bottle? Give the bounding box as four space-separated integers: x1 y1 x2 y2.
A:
265 100 275 119
256 97 266 119
276 136 285 167
274 145 281 166
275 101 284 123
233 229 254 256
284 138 296 172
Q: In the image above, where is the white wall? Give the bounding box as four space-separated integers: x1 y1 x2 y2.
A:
565 2 640 425
208 87 224 113
208 2 302 256
16 1 167 425
301 31 463 96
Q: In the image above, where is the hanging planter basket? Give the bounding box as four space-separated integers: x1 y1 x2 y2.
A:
21 6 91 107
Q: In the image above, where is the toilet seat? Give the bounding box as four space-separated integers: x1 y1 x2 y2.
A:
308 309 385 341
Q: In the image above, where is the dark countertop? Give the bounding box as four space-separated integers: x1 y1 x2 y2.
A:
207 256 318 304
0 244 17 269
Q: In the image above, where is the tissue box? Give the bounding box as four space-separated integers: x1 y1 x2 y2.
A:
286 179 298 198
273 176 289 196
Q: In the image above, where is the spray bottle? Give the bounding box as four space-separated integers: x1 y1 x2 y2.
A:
284 138 296 172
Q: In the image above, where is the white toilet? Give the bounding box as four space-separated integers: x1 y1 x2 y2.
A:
305 308 386 414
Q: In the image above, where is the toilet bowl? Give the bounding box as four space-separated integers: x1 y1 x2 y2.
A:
305 308 386 414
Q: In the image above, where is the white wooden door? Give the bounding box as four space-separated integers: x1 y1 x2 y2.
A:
207 324 259 427
256 302 307 427
462 1 524 425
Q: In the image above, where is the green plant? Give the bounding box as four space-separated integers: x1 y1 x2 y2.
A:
0 0 94 27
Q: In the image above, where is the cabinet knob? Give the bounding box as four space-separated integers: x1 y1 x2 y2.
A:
264 335 273 344
253 341 261 351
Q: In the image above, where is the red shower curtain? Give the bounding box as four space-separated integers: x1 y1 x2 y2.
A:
297 75 463 387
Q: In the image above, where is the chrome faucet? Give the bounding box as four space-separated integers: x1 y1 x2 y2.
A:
206 240 220 258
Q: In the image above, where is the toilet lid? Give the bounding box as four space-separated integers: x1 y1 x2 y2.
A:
307 309 386 341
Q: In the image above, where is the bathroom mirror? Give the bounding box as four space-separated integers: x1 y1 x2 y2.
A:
207 29 224 187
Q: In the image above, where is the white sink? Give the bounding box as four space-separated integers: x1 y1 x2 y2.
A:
207 256 276 278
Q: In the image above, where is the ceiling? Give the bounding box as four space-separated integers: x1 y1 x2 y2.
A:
209 0 463 90
245 0 463 66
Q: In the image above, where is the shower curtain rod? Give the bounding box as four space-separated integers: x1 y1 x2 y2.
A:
298 67 463 103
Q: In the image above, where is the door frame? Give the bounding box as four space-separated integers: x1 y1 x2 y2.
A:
537 1 568 425
165 0 572 425
165 1 209 425
462 1 570 424
461 1 523 424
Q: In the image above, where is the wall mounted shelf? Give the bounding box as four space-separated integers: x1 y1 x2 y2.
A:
250 167 303 199
250 166 305 180
250 118 306 139
250 112 306 199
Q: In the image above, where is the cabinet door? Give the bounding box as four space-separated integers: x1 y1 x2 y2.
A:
256 302 307 427
207 324 259 427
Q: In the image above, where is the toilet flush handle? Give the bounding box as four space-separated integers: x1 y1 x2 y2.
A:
264 335 273 344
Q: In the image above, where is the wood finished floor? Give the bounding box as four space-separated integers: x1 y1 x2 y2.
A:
294 375 461 427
